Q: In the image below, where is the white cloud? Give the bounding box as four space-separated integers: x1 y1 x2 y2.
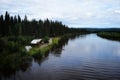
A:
114 10 120 14
0 0 120 28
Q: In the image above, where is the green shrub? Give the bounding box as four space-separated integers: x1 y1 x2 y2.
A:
42 36 49 43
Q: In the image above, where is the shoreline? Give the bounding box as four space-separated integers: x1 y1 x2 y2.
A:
97 32 120 41
29 37 60 58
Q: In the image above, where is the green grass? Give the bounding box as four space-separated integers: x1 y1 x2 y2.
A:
52 37 60 45
29 37 60 58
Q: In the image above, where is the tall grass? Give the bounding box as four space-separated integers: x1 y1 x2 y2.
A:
52 37 60 45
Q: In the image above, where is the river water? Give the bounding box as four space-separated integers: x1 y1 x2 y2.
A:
2 34 120 80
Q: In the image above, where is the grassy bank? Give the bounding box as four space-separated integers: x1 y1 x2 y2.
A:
29 37 60 58
97 32 120 41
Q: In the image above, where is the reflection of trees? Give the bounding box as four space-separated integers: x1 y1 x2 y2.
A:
51 34 86 57
34 55 49 66
69 34 80 40
0 34 89 78
51 36 69 56
33 36 70 64
0 53 32 78
79 34 87 38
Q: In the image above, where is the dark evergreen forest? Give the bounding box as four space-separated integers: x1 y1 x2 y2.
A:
0 11 83 38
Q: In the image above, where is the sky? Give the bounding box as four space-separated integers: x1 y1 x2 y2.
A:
0 0 120 28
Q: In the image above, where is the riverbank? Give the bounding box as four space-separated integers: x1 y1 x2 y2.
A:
28 33 82 58
97 32 120 41
0 33 84 77
29 37 60 58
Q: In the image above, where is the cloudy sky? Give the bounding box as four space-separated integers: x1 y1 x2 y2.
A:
0 0 120 28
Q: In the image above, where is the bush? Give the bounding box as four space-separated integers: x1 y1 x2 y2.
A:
32 51 43 58
42 36 49 43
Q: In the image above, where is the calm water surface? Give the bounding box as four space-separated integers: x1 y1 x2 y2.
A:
2 34 120 80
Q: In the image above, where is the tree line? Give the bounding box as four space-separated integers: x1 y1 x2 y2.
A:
0 11 84 38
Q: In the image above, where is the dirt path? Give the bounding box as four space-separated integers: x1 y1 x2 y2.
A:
40 38 52 48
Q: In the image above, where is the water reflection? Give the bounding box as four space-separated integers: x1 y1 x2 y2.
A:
51 36 69 55
51 34 87 57
0 34 81 79
1 34 120 80
0 54 32 78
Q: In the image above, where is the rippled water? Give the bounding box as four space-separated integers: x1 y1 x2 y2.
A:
2 34 120 80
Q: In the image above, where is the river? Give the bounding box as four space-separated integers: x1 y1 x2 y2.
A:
1 34 120 80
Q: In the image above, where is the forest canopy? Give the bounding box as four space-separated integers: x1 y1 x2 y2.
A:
0 11 83 38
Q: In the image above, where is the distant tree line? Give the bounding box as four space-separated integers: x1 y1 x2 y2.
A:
0 11 85 38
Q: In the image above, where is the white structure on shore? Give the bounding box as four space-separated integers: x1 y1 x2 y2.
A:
31 39 42 45
25 46 32 52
